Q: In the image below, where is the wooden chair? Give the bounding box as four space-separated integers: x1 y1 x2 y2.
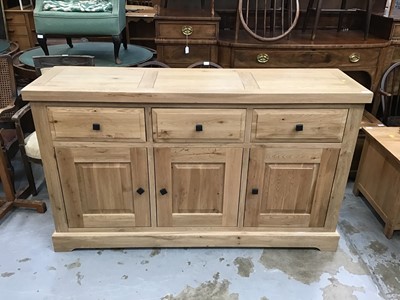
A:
0 55 46 219
302 0 372 40
187 61 222 68
236 0 300 42
0 128 47 219
0 54 24 127
379 61 400 126
32 55 95 76
137 60 170 68
34 0 127 64
13 55 95 196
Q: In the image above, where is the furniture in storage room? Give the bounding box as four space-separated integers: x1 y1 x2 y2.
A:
354 127 400 238
349 110 385 179
125 4 157 49
21 67 372 252
302 0 372 40
155 8 220 67
33 0 127 64
4 5 36 50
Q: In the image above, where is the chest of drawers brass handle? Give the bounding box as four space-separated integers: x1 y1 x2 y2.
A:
182 25 193 36
349 53 361 63
257 53 269 64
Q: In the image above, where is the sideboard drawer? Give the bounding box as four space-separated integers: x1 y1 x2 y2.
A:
152 108 246 142
252 109 348 142
233 49 379 68
156 22 218 39
157 44 217 67
47 107 146 141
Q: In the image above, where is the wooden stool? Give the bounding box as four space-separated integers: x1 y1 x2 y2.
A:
354 127 400 239
302 0 372 40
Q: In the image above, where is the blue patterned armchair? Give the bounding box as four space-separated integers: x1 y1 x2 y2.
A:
34 0 127 64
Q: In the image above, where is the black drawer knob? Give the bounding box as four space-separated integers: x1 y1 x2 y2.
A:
251 188 259 195
92 123 101 131
295 124 303 132
136 187 145 195
195 124 203 132
160 188 168 195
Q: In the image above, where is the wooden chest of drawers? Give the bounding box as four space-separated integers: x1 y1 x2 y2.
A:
22 67 372 251
4 6 36 50
155 9 220 67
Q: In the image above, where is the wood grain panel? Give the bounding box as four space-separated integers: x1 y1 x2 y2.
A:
244 147 338 227
48 107 146 141
155 147 242 227
152 108 246 142
252 109 348 142
56 147 150 228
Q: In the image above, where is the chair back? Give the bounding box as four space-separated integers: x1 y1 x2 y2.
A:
379 61 400 126
32 55 95 75
137 60 170 68
237 0 299 42
0 54 18 123
187 61 222 68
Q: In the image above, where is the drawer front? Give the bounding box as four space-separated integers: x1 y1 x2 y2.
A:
7 24 28 36
233 49 379 68
48 107 146 141
252 109 348 142
158 45 216 66
5 12 26 25
152 109 246 142
156 22 218 39
393 23 400 39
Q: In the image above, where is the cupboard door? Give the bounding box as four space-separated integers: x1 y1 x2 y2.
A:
244 147 340 227
56 147 150 228
154 147 242 227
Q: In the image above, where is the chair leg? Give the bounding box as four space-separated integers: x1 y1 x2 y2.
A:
112 34 122 65
337 0 347 32
302 0 315 33
122 27 128 50
364 0 372 40
36 34 49 55
66 37 73 48
19 147 38 196
311 0 323 40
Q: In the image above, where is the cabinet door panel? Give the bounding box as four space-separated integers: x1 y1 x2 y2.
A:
244 147 339 227
155 147 242 227
56 147 150 228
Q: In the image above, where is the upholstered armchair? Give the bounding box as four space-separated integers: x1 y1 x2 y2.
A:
33 0 127 64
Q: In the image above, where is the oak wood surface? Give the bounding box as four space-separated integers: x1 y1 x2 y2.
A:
23 68 372 251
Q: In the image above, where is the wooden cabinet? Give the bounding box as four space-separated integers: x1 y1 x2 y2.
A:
155 9 220 66
354 127 400 238
4 6 36 50
22 67 372 251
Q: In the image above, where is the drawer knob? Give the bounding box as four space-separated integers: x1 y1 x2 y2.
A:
257 53 269 64
295 124 303 131
136 187 145 195
251 188 259 195
92 123 101 131
195 124 203 132
349 53 360 63
160 188 168 195
182 25 193 36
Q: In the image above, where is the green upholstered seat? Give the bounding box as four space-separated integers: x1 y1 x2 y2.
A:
34 0 126 64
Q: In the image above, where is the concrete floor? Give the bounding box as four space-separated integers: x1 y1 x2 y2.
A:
0 162 399 300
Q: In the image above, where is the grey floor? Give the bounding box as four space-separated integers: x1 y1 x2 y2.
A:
0 161 399 300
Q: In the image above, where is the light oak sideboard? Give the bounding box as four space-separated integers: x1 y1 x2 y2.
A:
22 67 372 251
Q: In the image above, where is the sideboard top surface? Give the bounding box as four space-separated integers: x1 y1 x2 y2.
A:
22 67 373 104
